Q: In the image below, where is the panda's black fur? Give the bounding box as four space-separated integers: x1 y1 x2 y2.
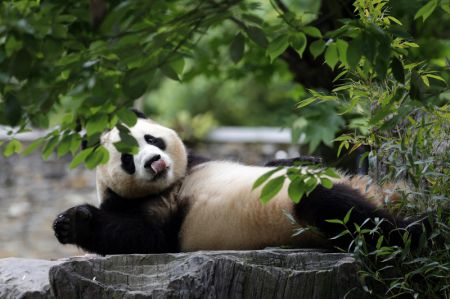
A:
53 113 426 255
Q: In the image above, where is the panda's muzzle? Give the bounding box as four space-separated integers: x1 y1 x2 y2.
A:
144 154 168 175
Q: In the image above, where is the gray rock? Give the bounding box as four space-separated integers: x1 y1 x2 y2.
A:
0 257 61 299
49 250 368 299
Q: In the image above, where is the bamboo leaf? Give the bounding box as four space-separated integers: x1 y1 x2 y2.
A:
414 0 438 22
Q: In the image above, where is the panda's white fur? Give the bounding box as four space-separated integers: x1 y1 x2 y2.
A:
178 161 331 250
54 116 420 255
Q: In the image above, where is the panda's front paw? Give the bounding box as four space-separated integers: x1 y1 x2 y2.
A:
53 205 95 245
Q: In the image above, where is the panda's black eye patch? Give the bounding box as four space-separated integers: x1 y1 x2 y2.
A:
121 153 135 175
144 134 166 150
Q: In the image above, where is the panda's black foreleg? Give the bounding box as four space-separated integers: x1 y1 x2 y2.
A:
293 183 424 250
53 204 172 255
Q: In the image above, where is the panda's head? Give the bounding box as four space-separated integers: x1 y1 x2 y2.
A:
96 117 188 202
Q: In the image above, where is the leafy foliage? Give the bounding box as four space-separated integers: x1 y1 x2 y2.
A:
1 0 243 161
254 164 339 204
288 1 450 297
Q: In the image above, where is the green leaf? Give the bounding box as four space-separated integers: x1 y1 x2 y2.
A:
309 40 325 59
260 176 285 203
113 131 139 154
325 219 344 225
329 230 350 240
303 26 322 38
120 131 139 147
290 32 307 58
391 57 405 84
242 13 264 25
421 75 430 87
358 151 370 168
229 32 245 64
337 141 349 157
267 35 289 62
117 108 138 127
376 235 384 249
370 101 395 125
5 36 23 57
247 26 268 48
4 139 22 157
22 138 45 156
297 97 318 108
324 168 341 179
343 207 354 224
298 103 344 153
325 43 339 69
97 146 110 165
305 175 318 188
441 3 450 14
426 74 446 83
42 136 59 160
85 146 109 169
69 148 93 169
321 177 333 189
288 177 306 203
160 64 181 81
86 114 109 136
253 167 283 190
336 39 348 66
114 141 138 155
170 58 185 76
347 37 362 69
122 68 149 100
414 0 438 22
57 134 73 157
69 134 82 155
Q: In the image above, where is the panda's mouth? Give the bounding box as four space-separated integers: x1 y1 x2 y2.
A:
142 156 169 180
152 168 168 181
150 158 167 173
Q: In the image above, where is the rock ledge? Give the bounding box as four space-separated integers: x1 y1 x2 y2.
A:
1 249 368 298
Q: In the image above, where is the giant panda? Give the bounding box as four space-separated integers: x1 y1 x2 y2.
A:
53 113 424 255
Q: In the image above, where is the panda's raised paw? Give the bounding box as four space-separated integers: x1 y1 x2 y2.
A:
53 205 95 245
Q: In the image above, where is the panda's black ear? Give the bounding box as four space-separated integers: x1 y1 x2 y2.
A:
131 109 147 119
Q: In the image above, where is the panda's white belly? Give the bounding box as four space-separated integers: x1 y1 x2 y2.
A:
178 161 322 251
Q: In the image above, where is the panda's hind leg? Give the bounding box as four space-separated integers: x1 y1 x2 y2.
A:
293 183 423 250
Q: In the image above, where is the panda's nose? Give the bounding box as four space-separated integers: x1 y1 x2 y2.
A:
144 155 161 169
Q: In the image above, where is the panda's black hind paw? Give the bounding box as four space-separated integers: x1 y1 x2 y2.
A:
53 204 95 245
